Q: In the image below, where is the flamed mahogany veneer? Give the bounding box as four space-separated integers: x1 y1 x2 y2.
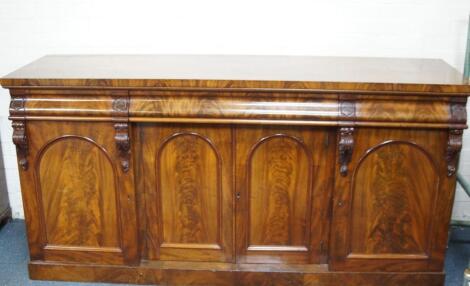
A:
1 55 469 285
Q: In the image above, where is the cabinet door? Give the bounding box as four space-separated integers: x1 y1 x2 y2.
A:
141 124 233 262
235 127 335 264
23 122 138 265
330 128 454 271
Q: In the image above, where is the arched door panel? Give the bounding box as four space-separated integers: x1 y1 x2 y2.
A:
330 128 449 272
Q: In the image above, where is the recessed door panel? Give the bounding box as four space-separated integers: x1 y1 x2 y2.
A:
330 128 449 271
141 125 233 262
27 121 138 265
39 137 119 248
248 135 311 249
236 127 335 264
158 133 221 248
350 142 437 257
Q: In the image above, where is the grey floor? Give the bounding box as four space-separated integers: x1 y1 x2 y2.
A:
0 220 468 286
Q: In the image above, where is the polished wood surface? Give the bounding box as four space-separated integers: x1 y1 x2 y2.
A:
38 137 119 248
29 261 445 286
21 121 139 265
138 125 233 262
235 127 334 264
6 89 467 129
2 55 470 93
1 55 468 285
330 128 450 272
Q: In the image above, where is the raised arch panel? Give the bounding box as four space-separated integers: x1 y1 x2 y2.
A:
37 137 120 248
350 141 439 257
158 133 221 247
248 135 311 249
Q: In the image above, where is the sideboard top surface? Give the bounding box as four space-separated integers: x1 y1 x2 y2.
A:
1 55 469 94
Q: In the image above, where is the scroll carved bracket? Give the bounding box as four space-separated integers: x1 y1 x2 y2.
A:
12 121 29 170
10 95 29 170
338 127 354 176
114 122 130 172
446 129 463 177
112 96 131 173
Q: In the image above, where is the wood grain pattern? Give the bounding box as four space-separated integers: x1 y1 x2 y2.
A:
2 55 468 285
350 141 438 257
130 93 338 120
247 134 311 248
128 92 464 128
28 260 446 286
1 55 469 94
20 121 139 265
140 125 233 262
5 88 467 129
158 133 221 247
330 128 449 272
236 127 335 264
355 99 454 123
37 136 120 248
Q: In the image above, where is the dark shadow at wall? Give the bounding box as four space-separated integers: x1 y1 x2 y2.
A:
0 139 12 226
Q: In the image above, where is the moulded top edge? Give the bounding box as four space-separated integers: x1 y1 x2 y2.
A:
1 55 469 95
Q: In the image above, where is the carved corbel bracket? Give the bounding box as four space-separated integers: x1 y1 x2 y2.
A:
446 129 463 177
114 122 130 172
12 121 29 170
112 96 130 172
10 95 29 170
338 127 354 176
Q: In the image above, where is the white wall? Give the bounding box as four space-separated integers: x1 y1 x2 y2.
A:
0 0 470 219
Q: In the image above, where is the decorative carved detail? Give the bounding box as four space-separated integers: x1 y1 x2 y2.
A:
450 102 467 123
340 100 356 118
12 121 29 170
446 129 463 176
9 97 24 114
112 96 130 172
10 95 28 170
114 122 130 172
338 127 354 176
112 97 129 115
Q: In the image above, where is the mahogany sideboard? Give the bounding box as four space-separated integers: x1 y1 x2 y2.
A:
1 55 469 286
